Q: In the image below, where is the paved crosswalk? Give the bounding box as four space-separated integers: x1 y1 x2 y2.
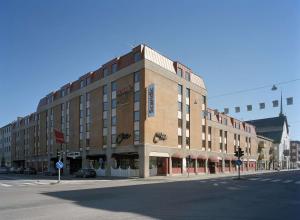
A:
248 177 300 185
0 181 51 188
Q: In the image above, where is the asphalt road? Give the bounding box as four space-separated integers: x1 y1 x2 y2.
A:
0 170 299 220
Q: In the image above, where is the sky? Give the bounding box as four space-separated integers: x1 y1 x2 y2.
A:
0 0 299 139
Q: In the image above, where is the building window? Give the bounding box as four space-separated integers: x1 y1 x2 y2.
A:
178 136 182 145
103 119 108 128
134 130 140 141
202 140 206 148
178 84 183 94
178 119 182 128
186 121 190 129
185 71 190 81
134 91 140 102
202 125 206 133
186 88 190 98
134 52 141 62
134 111 140 121
186 137 190 146
103 85 108 95
134 71 140 82
111 99 117 109
103 102 108 111
111 116 117 126
112 134 117 144
80 80 85 88
186 105 190 114
177 68 182 77
103 68 109 77
111 82 117 92
178 102 182 111
112 63 117 73
103 136 107 145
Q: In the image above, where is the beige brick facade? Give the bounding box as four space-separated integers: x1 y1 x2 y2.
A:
6 44 261 177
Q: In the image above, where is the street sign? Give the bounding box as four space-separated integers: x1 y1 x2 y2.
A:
54 129 65 144
56 161 64 169
235 159 242 166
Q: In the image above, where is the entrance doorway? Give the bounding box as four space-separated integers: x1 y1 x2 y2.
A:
208 161 216 174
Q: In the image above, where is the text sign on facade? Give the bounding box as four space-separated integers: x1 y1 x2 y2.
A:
148 84 156 117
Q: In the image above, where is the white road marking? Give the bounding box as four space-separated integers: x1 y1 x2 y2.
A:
283 180 293 183
270 179 281 182
21 182 36 186
220 181 227 184
295 181 300 184
0 183 12 187
260 178 271 181
213 183 219 186
36 182 49 185
249 178 260 181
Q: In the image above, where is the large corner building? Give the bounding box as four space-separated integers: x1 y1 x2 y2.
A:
8 44 259 177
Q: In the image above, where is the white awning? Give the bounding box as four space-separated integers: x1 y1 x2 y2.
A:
149 152 170 157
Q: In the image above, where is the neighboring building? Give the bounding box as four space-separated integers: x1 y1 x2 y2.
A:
206 109 258 173
257 135 274 170
6 44 261 177
0 123 12 167
247 112 290 169
290 141 300 168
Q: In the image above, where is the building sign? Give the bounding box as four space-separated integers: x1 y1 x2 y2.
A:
148 84 155 117
117 85 133 105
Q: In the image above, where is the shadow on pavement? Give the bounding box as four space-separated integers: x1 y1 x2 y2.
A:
42 177 300 220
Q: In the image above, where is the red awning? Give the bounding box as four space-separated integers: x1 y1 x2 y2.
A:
187 154 198 159
172 152 184 158
198 154 207 160
224 156 232 161
208 156 219 163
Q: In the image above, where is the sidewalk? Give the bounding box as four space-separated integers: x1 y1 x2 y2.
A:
144 169 300 182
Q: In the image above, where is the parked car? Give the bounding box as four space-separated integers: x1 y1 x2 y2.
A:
15 167 24 174
9 167 17 174
75 168 96 178
0 167 8 174
44 169 58 176
24 167 37 175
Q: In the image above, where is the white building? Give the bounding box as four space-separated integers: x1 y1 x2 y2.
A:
247 113 290 169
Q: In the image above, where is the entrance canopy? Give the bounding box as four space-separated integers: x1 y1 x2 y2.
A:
149 152 170 157
198 154 207 160
208 156 219 163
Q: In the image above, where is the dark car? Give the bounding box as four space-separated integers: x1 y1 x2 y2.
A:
44 169 58 176
0 167 9 174
15 167 24 174
24 167 37 175
75 168 96 178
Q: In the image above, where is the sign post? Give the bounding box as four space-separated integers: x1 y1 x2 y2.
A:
54 129 65 183
56 160 64 183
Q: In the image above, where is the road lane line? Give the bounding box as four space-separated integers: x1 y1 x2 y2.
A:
260 178 271 181
295 181 300 184
21 182 36 186
249 178 260 181
270 179 281 182
0 183 12 187
283 180 293 183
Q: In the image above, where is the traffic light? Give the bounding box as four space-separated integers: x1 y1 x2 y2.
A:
234 148 244 158
234 150 239 157
239 148 244 157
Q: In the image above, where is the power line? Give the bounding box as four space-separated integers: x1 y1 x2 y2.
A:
209 78 300 99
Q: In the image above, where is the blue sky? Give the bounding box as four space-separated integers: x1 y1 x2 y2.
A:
0 0 299 139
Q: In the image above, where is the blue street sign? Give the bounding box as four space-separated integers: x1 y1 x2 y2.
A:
235 159 242 166
56 161 64 169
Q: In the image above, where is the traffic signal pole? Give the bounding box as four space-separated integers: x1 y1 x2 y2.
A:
234 147 244 180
